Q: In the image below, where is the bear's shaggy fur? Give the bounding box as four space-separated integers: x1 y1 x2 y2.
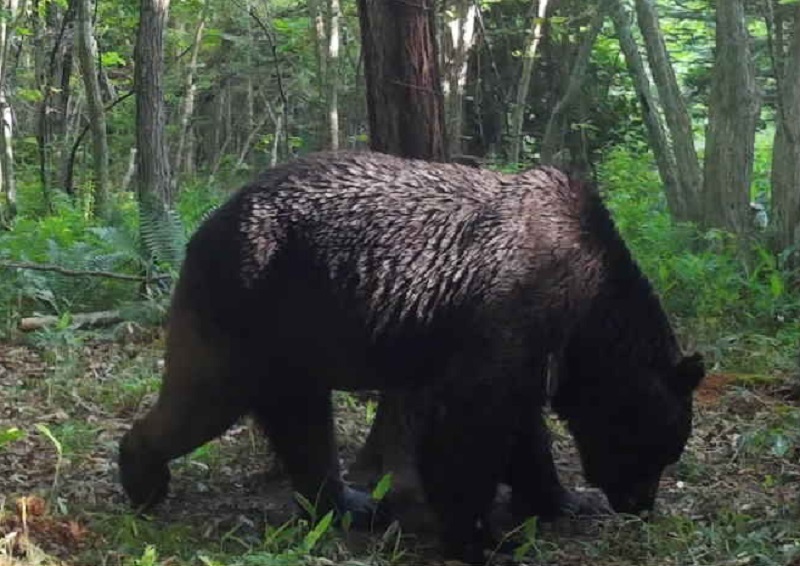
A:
119 152 703 563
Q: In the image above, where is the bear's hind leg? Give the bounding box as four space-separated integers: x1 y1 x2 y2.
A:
252 387 377 527
416 378 514 564
119 307 246 511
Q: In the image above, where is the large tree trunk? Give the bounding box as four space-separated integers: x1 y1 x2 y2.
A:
609 0 681 217
509 0 551 165
540 3 607 166
701 0 760 234
135 0 173 210
441 0 477 157
770 3 800 260
352 0 449 504
357 0 448 160
635 0 702 223
75 0 110 219
0 0 19 224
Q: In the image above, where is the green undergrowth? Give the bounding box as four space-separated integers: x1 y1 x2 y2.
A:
600 146 800 374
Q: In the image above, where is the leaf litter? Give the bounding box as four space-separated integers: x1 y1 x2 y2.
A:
1 336 799 565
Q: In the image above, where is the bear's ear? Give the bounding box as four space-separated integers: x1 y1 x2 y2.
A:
671 353 705 396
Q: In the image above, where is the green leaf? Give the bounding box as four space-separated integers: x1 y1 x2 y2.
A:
35 423 63 457
772 434 790 458
302 510 333 552
0 427 25 449
371 472 393 501
769 273 784 299
101 51 126 67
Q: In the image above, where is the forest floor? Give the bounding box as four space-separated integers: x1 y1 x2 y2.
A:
2 330 800 566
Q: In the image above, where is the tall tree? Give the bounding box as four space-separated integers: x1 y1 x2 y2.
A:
352 0 449 502
75 0 110 219
769 2 800 260
357 0 447 160
702 0 760 234
441 0 477 157
327 0 340 150
509 0 551 165
135 0 173 210
174 5 207 176
540 2 607 166
0 0 19 224
609 0 681 217
635 0 702 223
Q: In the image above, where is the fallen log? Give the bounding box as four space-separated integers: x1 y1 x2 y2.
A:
19 310 122 332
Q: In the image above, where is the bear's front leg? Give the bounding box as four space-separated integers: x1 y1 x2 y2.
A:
507 410 611 521
252 386 381 528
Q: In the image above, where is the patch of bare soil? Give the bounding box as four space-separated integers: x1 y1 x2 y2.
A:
2 337 799 566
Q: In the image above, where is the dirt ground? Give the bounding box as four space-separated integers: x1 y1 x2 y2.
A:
2 336 800 566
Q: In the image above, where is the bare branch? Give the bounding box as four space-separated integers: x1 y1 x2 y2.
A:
0 260 171 282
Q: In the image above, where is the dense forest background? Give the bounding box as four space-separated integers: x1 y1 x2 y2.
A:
0 0 799 373
3 1 800 565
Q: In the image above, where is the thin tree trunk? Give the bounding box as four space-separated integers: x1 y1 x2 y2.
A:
510 0 551 165
270 104 283 167
609 0 681 217
635 0 702 222
174 9 205 178
33 0 50 201
701 0 760 234
327 0 340 150
770 3 800 258
75 0 110 219
309 0 327 149
0 0 19 222
135 0 172 210
357 0 448 160
540 3 607 165
442 0 477 157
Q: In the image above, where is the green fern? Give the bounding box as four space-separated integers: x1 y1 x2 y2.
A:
138 205 187 272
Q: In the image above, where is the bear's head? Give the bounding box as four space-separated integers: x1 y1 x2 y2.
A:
553 353 705 515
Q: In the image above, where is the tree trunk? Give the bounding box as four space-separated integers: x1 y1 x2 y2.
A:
135 0 172 210
174 9 206 177
770 3 800 259
75 0 110 219
635 0 702 223
509 0 551 165
609 0 681 217
441 0 477 157
357 0 448 160
540 3 607 166
0 0 19 223
352 0 449 504
701 0 760 234
327 0 340 150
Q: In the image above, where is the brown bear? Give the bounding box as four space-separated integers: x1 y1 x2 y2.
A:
119 152 704 563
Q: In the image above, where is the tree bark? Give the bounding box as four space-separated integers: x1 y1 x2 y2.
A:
135 0 172 210
770 3 800 259
174 9 206 177
540 2 607 165
701 0 760 234
327 0 340 150
0 0 19 223
509 0 551 165
609 0 681 217
357 0 448 160
75 0 110 219
352 0 449 500
441 0 477 157
635 0 702 222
